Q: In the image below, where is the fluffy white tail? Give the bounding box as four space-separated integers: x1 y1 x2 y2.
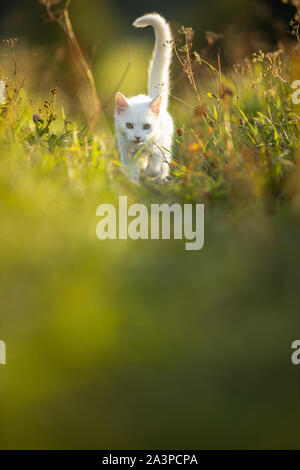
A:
133 13 172 107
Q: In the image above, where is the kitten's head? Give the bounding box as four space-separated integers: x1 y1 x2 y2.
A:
115 92 161 144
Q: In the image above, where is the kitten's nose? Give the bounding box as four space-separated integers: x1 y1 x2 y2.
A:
135 136 141 142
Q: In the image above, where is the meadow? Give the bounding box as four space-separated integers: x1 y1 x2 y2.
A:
0 0 300 449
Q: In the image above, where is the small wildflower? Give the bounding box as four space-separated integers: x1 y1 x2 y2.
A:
2 37 18 49
207 92 218 99
253 51 265 63
191 51 199 62
185 27 194 43
188 141 204 153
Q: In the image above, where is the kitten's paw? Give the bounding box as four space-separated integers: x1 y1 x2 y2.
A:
158 175 171 184
144 165 161 178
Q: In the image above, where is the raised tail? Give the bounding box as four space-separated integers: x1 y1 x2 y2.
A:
133 13 172 107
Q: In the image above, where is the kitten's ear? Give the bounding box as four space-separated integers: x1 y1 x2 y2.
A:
150 95 161 116
116 92 129 114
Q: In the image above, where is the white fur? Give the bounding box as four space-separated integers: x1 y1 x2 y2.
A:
114 13 174 183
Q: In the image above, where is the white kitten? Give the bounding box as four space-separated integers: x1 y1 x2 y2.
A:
114 13 174 183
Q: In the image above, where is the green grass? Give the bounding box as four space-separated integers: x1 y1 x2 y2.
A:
0 31 300 449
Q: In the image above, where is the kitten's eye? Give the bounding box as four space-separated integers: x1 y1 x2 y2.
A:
126 122 133 129
143 124 151 130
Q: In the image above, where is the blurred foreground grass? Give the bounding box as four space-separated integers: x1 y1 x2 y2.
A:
0 17 300 449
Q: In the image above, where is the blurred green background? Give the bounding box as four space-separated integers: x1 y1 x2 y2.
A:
0 0 300 450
